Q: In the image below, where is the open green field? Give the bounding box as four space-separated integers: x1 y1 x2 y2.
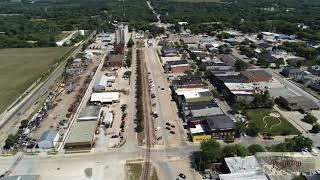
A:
246 108 300 136
0 47 72 113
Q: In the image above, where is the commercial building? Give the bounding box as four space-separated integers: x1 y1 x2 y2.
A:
240 70 272 83
65 105 101 149
161 47 178 57
165 60 191 73
219 156 268 180
37 130 59 149
276 96 319 112
171 75 205 89
189 124 211 142
205 115 235 140
107 54 124 67
92 74 108 92
64 120 98 149
90 92 120 104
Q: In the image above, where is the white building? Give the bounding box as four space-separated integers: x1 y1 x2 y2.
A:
90 92 120 103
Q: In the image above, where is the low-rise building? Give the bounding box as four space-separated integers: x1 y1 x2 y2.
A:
281 67 302 78
171 75 205 90
240 70 272 83
165 60 191 73
308 65 320 76
161 47 178 57
189 124 211 142
219 156 268 180
205 115 235 140
201 62 234 71
90 92 120 104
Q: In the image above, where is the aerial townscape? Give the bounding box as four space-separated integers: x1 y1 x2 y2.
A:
1 0 320 180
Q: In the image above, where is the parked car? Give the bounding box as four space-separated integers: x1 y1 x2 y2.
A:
170 131 175 134
166 127 171 130
178 173 186 179
170 125 175 128
165 122 170 126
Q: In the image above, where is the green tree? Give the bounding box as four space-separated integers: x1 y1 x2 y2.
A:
291 174 306 180
222 145 249 157
302 113 317 124
285 135 313 152
127 38 134 48
200 139 221 162
275 58 285 68
234 60 249 71
235 121 247 137
311 124 320 133
257 33 264 40
246 122 260 137
248 144 265 155
20 119 29 129
4 134 18 149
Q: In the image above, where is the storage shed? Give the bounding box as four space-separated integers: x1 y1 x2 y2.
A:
37 130 59 149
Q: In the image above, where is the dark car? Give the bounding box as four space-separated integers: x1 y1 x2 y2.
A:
111 135 118 138
170 125 175 128
179 173 186 179
165 122 170 126
166 127 171 130
170 131 175 134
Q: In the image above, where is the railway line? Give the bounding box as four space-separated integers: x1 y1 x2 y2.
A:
140 49 152 180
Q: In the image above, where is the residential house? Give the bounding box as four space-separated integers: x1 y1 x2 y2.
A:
280 67 302 78
308 65 320 76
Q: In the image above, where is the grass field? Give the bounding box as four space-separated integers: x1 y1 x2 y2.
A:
0 47 72 113
246 108 300 136
126 163 143 180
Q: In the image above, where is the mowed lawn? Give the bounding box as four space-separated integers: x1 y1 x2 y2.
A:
0 47 72 113
246 108 300 136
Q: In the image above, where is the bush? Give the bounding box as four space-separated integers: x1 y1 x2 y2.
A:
302 113 317 124
311 124 320 133
248 144 265 155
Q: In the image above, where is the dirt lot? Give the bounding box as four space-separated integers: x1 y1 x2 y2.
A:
30 54 102 141
92 67 131 151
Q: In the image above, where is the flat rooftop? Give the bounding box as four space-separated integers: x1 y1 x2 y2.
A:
65 121 97 145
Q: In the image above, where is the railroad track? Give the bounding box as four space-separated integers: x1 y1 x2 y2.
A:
141 50 152 180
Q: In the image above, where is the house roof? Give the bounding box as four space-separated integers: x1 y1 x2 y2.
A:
172 75 203 87
37 130 58 143
166 60 189 66
78 105 101 121
90 92 119 103
0 175 41 180
190 107 224 117
190 124 205 134
205 115 234 130
185 101 218 111
161 47 178 54
240 70 272 82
